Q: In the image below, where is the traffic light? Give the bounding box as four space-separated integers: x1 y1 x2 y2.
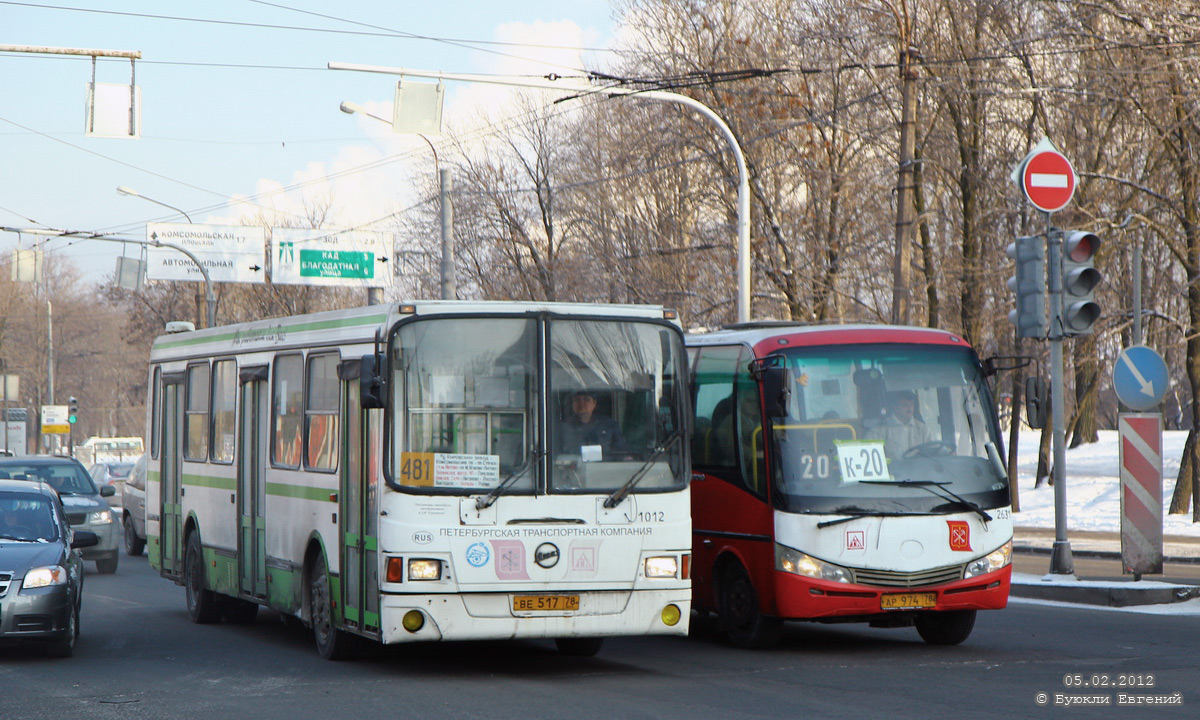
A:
1006 235 1047 338
68 396 78 424
1061 230 1103 335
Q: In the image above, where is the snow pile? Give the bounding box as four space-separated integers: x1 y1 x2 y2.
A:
1011 430 1199 536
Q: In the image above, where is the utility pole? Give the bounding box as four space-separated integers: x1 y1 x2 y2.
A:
892 45 920 326
440 168 456 300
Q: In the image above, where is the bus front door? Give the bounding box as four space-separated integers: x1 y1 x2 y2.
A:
159 376 184 579
340 377 380 638
238 372 269 598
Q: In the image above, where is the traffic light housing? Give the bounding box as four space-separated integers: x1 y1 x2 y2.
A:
68 396 78 424
1061 230 1102 335
1006 235 1047 338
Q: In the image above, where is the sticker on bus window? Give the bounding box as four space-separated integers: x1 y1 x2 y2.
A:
834 439 890 483
400 452 501 489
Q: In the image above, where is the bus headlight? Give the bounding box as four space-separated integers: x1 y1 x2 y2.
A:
775 544 852 583
644 556 679 579
407 559 443 581
964 540 1012 578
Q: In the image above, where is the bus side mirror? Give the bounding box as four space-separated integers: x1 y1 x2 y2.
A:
360 354 387 409
1024 375 1047 429
751 356 790 418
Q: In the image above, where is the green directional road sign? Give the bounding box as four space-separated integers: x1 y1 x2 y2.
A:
271 228 393 287
299 249 374 279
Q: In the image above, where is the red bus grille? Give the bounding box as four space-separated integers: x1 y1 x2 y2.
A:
850 564 964 588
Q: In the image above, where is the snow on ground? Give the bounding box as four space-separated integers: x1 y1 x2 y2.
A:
1011 430 1200 537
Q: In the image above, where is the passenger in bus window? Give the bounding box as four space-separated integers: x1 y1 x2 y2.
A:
558 390 628 460
868 390 932 458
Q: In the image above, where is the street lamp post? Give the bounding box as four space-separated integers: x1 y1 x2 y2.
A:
116 186 216 327
339 101 455 301
330 62 750 322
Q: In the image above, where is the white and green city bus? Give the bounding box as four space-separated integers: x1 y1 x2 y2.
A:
145 301 691 658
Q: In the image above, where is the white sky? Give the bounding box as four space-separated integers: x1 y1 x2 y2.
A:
0 1 619 284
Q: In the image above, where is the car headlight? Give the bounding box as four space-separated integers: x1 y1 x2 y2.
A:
964 540 1013 578
644 556 679 579
90 509 114 525
22 565 67 590
775 543 853 583
407 559 442 581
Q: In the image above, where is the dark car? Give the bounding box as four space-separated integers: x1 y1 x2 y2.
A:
0 478 98 657
0 457 120 573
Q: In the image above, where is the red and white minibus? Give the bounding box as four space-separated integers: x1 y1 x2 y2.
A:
687 323 1012 647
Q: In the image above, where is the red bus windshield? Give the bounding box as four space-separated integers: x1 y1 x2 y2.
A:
765 344 1009 515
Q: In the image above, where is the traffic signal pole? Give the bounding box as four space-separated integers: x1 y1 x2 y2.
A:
1046 220 1075 574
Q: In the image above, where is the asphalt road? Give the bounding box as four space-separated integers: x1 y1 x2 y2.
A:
2 553 1194 720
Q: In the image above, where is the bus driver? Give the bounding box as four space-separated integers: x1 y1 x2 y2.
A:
558 390 628 460
869 390 932 458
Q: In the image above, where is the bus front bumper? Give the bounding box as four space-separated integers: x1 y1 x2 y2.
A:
378 588 691 644
772 565 1011 621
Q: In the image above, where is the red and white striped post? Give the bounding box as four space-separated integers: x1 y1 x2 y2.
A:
1118 414 1163 577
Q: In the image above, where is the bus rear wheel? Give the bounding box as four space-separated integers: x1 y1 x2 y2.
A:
185 533 222 624
915 609 976 645
719 564 781 649
310 560 356 660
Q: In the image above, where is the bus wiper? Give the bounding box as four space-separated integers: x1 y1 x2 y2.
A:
604 431 682 509
476 451 542 510
816 506 918 528
860 479 992 523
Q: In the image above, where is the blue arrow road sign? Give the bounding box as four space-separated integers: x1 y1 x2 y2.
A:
1113 345 1168 411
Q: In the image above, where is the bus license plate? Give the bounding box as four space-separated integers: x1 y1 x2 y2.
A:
880 592 936 610
512 594 580 612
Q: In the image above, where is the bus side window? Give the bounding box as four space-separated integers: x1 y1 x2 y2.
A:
691 345 740 472
732 351 767 497
273 354 304 468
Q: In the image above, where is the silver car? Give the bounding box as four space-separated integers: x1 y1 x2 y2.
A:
86 461 136 509
0 457 120 574
121 454 147 557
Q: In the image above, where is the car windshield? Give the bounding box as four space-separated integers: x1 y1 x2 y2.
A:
767 343 1010 514
0 461 98 496
0 493 60 542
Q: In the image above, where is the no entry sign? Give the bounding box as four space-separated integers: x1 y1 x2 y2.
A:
1016 140 1076 213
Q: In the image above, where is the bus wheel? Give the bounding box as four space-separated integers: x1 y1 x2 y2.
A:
185 533 222 624
310 560 356 660
719 564 781 649
555 637 604 657
915 609 976 645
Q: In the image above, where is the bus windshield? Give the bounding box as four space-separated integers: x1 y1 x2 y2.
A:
392 315 687 497
767 343 1009 515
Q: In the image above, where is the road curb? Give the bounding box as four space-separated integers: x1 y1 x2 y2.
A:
1010 578 1200 607
1013 542 1200 565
